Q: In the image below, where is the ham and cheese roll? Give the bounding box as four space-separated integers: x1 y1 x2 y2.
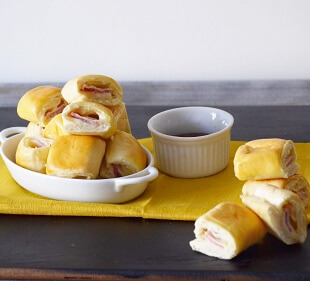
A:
61 74 123 107
25 122 44 138
234 139 299 181
46 135 106 179
189 202 266 260
100 130 147 178
62 101 116 139
108 102 131 134
241 184 307 245
16 136 53 174
243 175 310 208
43 114 67 140
17 86 67 127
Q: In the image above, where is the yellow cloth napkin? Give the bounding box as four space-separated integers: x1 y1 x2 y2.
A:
0 139 309 221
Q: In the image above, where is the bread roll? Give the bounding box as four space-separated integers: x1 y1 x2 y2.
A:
234 139 299 181
189 202 266 260
243 175 310 208
16 136 53 173
62 101 116 139
61 74 122 107
46 135 106 179
43 114 67 139
25 122 44 138
17 86 67 127
241 184 307 245
108 102 131 134
100 130 147 178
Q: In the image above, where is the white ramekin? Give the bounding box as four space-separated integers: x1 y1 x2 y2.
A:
147 107 234 178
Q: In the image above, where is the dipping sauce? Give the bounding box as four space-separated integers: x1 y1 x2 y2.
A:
175 132 208 137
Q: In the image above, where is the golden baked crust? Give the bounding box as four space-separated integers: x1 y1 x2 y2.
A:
107 102 131 134
62 101 116 139
25 122 44 138
241 184 307 245
43 114 67 139
16 136 53 173
17 86 67 127
61 74 123 107
234 138 299 181
46 135 106 179
100 130 147 178
189 202 266 260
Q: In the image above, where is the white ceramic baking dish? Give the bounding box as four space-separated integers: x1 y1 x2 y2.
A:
0 127 158 203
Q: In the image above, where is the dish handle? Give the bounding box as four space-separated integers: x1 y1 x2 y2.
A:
0 127 26 143
114 167 159 192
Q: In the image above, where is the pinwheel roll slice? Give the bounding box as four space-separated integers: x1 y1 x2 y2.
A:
100 131 147 178
17 86 67 127
43 114 67 140
243 175 310 208
46 135 106 179
16 136 53 174
108 102 131 134
61 74 123 107
62 101 116 139
189 202 266 260
241 184 307 245
234 139 299 181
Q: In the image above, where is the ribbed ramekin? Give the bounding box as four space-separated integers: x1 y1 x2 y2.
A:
147 107 234 178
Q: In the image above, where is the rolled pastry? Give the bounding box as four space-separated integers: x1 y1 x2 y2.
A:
189 202 266 260
243 174 310 208
16 136 53 174
25 122 44 138
46 135 106 179
61 74 122 107
108 102 131 134
62 101 116 139
43 114 67 139
241 184 307 245
17 86 67 127
234 139 299 181
100 130 147 178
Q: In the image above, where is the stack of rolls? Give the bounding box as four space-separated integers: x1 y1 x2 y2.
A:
234 139 309 245
190 138 309 260
15 74 147 180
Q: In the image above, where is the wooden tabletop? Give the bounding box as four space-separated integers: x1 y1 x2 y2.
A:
1 80 310 107
0 104 310 280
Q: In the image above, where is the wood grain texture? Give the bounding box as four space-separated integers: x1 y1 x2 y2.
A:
1 80 310 107
0 106 310 280
0 268 289 281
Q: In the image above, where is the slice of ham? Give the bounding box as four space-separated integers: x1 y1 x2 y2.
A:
71 112 100 127
81 84 113 98
284 155 294 167
31 138 47 148
45 100 66 119
283 204 297 233
204 230 224 248
112 164 122 177
296 189 307 202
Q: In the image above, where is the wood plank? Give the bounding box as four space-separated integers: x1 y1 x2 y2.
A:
0 80 310 107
